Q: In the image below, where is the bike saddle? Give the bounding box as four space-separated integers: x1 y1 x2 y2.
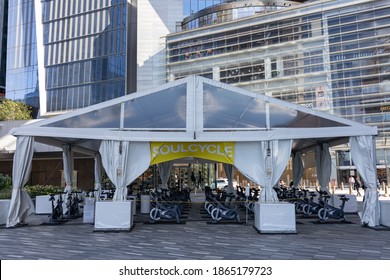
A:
338 195 350 201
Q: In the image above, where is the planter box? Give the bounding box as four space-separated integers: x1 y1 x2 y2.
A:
254 202 296 233
140 195 151 214
379 200 390 227
35 195 54 214
329 194 358 213
83 197 95 223
0 199 11 225
94 201 134 231
127 195 137 215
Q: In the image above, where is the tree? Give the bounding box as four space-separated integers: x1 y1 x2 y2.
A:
0 99 32 121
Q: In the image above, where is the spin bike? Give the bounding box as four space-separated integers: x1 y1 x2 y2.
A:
150 201 181 224
65 191 83 219
47 192 67 224
318 194 349 223
210 202 241 223
302 191 326 216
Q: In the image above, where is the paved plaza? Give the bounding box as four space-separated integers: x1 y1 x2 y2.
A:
1 191 390 260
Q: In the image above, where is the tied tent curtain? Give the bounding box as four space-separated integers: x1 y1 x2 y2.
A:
315 143 331 193
99 140 151 201
350 136 380 227
62 144 74 214
263 140 293 202
223 163 235 194
235 140 292 202
62 144 74 193
292 151 304 189
157 161 173 190
94 153 103 200
7 136 35 228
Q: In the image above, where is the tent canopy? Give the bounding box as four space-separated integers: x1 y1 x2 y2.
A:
12 75 377 154
8 75 380 227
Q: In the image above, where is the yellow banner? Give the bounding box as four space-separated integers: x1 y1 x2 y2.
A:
150 142 235 165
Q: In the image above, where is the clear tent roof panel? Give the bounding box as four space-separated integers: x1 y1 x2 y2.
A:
124 84 187 129
203 83 348 129
203 84 267 129
43 103 122 129
268 103 348 128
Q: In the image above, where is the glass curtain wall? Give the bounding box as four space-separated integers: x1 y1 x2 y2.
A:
5 0 39 114
0 0 8 97
327 7 390 132
41 0 128 113
183 0 225 17
182 1 293 30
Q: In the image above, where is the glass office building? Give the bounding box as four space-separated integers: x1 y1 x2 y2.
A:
5 0 183 115
5 0 39 112
5 0 133 115
38 0 135 114
167 0 390 183
0 0 7 98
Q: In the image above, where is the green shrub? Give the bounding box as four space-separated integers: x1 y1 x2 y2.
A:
0 173 12 191
0 174 12 199
0 189 12 199
24 185 63 199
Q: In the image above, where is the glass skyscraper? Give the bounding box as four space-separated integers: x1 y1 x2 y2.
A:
5 0 183 115
38 0 134 114
5 0 39 112
0 0 7 98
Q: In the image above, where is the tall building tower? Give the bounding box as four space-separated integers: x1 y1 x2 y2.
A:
0 0 8 98
5 0 39 115
4 0 184 116
33 0 134 115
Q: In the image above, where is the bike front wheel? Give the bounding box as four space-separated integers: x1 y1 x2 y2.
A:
302 204 311 215
150 208 161 221
211 208 222 221
318 208 328 221
206 203 214 215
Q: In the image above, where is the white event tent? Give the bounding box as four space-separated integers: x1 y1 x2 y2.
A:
7 76 379 228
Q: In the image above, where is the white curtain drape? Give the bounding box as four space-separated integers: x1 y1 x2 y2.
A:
235 140 292 202
99 140 151 201
264 140 293 202
157 161 173 189
94 153 103 200
315 143 331 193
6 136 35 227
292 151 304 189
223 163 235 194
350 136 380 227
62 144 74 193
235 141 266 189
62 144 74 214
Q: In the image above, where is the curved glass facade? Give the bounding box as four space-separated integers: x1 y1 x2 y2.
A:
41 0 128 113
182 1 300 30
183 0 225 17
